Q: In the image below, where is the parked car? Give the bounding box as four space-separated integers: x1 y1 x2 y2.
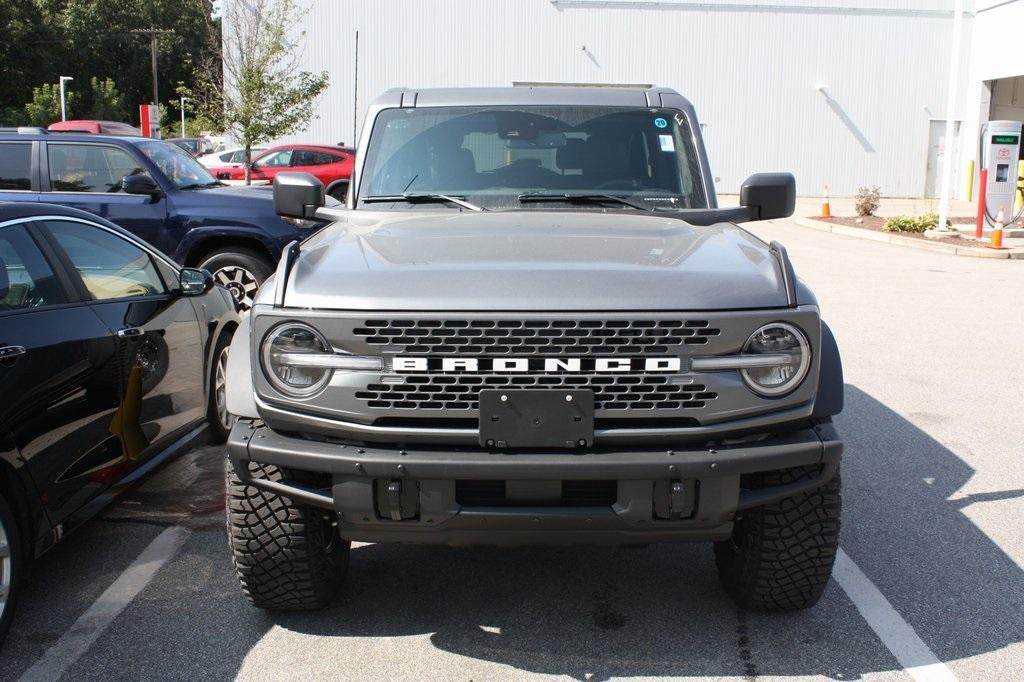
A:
198 146 266 169
168 137 217 157
224 86 843 614
0 201 238 643
47 120 141 136
0 130 321 310
215 144 354 200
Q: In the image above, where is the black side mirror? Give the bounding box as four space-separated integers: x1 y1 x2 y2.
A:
740 173 796 221
179 268 213 296
274 172 325 219
122 174 162 201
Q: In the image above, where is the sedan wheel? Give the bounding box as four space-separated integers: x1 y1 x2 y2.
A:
214 266 260 312
0 495 21 642
215 345 233 432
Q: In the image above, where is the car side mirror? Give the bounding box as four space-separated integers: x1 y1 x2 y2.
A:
740 173 796 221
274 172 325 219
179 267 213 296
122 174 162 201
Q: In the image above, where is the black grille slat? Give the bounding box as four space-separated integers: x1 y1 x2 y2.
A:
356 375 717 411
355 318 720 353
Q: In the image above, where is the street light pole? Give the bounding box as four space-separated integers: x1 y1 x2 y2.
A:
59 76 73 121
132 28 175 136
180 96 189 137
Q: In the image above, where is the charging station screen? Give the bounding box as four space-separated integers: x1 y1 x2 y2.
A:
992 135 1020 145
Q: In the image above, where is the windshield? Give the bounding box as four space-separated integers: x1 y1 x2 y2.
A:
136 140 218 189
358 105 707 210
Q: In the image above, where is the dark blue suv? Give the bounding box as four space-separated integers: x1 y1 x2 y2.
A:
0 131 320 309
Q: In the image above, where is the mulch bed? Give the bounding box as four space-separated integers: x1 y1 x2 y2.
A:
815 216 977 246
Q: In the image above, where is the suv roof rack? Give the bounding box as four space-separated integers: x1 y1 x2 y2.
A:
0 126 48 134
512 81 655 89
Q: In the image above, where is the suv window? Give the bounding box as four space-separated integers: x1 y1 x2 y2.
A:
0 143 32 191
45 221 166 300
47 143 144 193
359 106 707 210
294 150 337 166
0 223 67 312
257 150 292 167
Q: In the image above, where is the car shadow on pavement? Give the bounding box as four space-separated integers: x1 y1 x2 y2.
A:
254 384 1023 679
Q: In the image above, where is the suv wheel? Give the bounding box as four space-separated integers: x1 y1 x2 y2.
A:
206 332 235 444
198 248 273 312
714 465 841 611
0 495 23 644
227 460 349 610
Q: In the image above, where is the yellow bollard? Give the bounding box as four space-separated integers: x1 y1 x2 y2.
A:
1016 160 1024 213
965 160 975 202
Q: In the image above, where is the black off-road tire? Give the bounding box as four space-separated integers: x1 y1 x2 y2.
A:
0 494 24 646
227 460 349 610
714 465 841 611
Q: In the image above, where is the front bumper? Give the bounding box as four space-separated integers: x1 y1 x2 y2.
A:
227 420 842 546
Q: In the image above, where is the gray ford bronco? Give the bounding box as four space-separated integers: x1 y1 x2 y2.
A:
224 86 843 612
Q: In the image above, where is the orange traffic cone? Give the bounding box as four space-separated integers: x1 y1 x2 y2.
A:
820 184 831 218
989 208 1005 249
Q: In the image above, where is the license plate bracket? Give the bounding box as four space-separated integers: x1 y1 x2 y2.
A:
479 389 594 448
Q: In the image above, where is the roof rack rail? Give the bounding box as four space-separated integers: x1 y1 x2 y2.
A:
512 81 654 89
0 126 48 134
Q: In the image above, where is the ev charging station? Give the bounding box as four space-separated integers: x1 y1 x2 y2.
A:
979 120 1022 225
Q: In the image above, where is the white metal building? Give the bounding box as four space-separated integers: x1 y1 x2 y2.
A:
228 0 1020 198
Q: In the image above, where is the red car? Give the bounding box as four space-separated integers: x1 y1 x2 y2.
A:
214 144 354 200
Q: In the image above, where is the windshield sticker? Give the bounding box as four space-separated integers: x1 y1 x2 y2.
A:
654 117 668 129
659 134 675 152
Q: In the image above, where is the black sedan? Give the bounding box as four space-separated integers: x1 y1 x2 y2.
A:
0 203 238 642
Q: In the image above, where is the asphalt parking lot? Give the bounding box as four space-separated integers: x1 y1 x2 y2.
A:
2 217 1022 681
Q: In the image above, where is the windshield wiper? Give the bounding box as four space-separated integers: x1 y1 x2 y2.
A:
179 181 222 190
363 192 485 212
517 192 654 212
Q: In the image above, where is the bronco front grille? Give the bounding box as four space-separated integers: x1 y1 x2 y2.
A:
354 374 718 411
353 318 721 355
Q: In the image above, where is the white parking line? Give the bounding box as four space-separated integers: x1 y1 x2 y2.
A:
834 548 956 681
18 526 190 682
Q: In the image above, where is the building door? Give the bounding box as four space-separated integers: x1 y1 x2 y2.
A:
925 120 961 198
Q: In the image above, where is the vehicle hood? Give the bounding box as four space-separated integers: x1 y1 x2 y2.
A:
283 210 789 311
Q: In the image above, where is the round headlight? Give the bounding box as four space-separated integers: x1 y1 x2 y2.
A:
261 323 332 397
740 323 811 397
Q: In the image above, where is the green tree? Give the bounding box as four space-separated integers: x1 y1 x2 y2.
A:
87 77 127 120
182 0 328 183
24 83 78 126
0 0 57 124
16 0 219 124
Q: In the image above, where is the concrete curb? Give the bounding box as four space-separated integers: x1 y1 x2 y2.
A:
793 218 1024 260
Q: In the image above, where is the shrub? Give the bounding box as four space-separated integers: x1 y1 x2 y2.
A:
854 185 881 217
883 212 951 233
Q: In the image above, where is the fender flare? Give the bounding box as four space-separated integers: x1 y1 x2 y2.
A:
812 320 844 419
225 314 260 419
175 226 279 266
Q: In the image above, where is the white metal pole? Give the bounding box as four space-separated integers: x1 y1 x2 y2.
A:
180 97 188 137
936 0 965 232
59 76 73 121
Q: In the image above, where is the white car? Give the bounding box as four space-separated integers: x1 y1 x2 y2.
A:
198 146 266 168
